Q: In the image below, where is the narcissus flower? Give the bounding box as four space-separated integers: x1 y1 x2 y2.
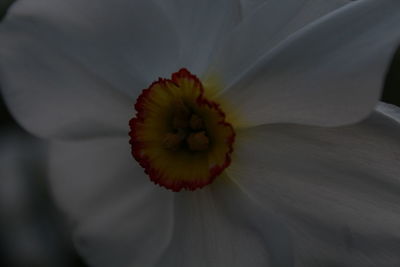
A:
129 68 235 191
1 0 400 266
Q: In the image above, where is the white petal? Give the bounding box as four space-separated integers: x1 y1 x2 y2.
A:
228 103 400 266
217 0 400 127
239 0 268 17
154 0 241 75
156 176 293 267
0 0 179 139
376 102 400 124
0 129 46 218
49 137 174 267
210 0 349 85
50 137 294 266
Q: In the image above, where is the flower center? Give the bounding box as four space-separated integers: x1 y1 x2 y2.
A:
129 69 235 192
163 102 210 152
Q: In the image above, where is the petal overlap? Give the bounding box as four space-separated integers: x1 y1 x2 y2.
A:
228 103 400 266
0 0 179 139
209 0 349 87
154 0 242 75
49 137 293 267
49 137 174 267
216 0 400 128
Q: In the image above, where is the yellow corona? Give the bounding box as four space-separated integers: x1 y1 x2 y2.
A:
129 69 235 191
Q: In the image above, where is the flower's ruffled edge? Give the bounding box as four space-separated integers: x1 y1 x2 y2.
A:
129 68 235 192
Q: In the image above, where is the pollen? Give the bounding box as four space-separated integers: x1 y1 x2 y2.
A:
129 68 235 192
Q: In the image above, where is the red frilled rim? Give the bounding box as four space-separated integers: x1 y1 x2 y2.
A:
129 68 235 192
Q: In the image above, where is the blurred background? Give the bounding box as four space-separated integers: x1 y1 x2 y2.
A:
0 0 399 266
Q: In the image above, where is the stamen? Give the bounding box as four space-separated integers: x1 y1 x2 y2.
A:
129 68 235 191
187 131 209 151
190 114 205 130
163 131 185 150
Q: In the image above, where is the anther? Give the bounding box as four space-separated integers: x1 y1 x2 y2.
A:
163 132 185 150
187 131 209 151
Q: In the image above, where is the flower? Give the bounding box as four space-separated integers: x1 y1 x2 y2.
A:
1 0 400 266
129 68 235 191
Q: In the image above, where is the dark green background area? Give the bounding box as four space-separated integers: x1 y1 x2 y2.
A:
0 0 13 19
383 48 400 107
0 0 16 128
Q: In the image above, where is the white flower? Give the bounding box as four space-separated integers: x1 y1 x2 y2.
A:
0 0 400 266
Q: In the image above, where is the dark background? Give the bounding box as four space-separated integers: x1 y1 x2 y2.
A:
0 1 398 267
